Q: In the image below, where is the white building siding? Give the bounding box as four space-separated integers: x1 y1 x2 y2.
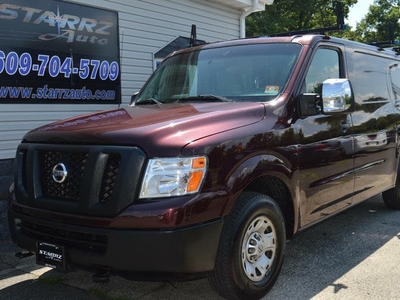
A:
0 104 117 159
0 0 242 160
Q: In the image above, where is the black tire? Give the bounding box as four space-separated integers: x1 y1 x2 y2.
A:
208 192 286 300
382 185 400 210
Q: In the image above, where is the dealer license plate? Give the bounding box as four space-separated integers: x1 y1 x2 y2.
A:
36 242 66 271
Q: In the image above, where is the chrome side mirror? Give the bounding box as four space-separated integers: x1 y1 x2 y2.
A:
322 78 353 113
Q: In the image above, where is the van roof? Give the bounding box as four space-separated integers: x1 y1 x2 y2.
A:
169 35 400 59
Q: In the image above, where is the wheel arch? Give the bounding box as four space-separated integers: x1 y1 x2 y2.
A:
244 176 295 239
221 153 298 240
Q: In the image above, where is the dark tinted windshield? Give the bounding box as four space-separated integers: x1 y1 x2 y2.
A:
135 43 301 104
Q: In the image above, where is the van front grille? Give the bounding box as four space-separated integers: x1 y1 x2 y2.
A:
15 143 146 217
40 151 88 202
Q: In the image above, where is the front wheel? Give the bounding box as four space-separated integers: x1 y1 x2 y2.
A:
382 185 400 210
208 192 286 300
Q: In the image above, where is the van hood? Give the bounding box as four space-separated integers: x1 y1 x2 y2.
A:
23 102 266 157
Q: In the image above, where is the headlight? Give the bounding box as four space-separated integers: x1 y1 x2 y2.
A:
139 156 207 199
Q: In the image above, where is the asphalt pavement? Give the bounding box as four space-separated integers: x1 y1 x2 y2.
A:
1 194 400 300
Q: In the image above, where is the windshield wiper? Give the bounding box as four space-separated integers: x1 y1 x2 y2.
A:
176 94 235 103
135 98 163 105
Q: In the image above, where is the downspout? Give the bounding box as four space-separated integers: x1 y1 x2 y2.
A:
240 0 258 38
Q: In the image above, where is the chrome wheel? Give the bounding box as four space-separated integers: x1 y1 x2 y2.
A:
241 215 277 282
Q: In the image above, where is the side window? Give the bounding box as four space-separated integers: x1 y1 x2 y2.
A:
305 48 340 93
352 52 389 103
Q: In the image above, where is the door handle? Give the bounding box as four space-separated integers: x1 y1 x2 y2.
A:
340 121 350 133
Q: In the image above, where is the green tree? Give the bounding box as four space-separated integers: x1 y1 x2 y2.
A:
352 0 400 43
246 0 357 37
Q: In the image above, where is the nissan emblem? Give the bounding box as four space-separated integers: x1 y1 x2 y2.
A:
52 163 68 183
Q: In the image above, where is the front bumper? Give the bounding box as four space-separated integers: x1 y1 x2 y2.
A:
8 208 223 275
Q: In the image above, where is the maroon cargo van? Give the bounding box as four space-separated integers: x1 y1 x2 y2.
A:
8 34 400 299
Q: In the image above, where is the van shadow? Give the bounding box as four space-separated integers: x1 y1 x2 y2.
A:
1 195 400 300
266 194 400 299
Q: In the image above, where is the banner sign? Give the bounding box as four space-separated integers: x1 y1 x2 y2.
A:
0 0 121 104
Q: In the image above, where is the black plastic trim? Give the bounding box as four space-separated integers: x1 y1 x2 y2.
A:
8 208 223 275
15 143 147 217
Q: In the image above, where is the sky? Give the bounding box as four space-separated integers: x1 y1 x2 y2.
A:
346 0 375 28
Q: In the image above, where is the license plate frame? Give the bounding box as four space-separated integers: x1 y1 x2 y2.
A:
36 242 66 271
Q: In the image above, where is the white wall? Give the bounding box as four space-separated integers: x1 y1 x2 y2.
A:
0 0 241 160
